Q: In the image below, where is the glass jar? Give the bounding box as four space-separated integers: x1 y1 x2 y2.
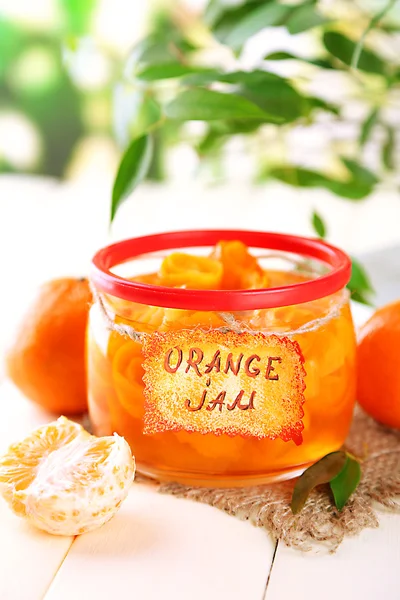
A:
87 230 356 487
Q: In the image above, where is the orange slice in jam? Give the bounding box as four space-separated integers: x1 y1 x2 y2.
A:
112 340 145 418
159 253 223 289
212 240 269 289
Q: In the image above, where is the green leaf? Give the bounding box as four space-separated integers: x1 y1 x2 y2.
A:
59 0 97 36
111 135 153 222
341 158 379 186
127 37 176 73
181 68 310 122
182 68 297 92
204 0 263 28
224 3 293 50
197 118 268 156
180 69 225 86
291 451 347 515
210 3 262 45
113 86 162 147
327 180 373 199
129 96 163 139
269 167 373 200
330 456 361 511
307 96 340 115
323 31 385 75
136 63 206 81
0 18 25 76
264 51 334 69
146 129 166 182
312 211 327 238
226 71 308 122
286 5 329 35
196 117 265 155
197 127 227 156
382 125 395 170
359 108 379 146
264 51 299 60
165 88 282 122
349 258 374 293
204 0 229 28
350 290 374 306
217 70 284 86
241 88 306 122
126 28 197 76
130 14 197 68
347 258 374 304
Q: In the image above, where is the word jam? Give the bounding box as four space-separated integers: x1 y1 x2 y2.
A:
163 346 282 412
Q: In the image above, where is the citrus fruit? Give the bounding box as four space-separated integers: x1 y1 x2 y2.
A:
357 300 400 429
6 278 92 414
0 417 135 535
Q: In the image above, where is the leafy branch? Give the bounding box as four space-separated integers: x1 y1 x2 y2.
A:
109 1 399 301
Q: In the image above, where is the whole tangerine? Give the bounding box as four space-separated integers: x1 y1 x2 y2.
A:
6 278 92 414
357 300 400 429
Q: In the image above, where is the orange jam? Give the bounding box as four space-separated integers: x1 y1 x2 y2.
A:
88 231 356 486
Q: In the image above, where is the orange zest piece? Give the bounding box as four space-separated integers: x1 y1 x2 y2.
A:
0 417 135 536
211 240 269 289
159 252 223 289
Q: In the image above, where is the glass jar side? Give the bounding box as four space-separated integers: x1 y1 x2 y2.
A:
87 287 356 487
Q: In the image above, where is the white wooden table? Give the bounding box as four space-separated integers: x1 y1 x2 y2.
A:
0 304 399 600
0 176 399 599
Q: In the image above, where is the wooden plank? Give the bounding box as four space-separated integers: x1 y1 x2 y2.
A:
45 483 274 600
0 500 73 600
266 512 400 600
0 382 74 600
0 381 58 454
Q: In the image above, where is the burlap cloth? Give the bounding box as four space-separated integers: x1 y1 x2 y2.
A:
156 409 400 552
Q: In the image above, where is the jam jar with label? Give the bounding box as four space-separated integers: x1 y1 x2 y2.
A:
87 230 356 487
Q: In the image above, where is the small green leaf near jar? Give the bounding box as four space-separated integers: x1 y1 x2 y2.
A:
291 451 362 514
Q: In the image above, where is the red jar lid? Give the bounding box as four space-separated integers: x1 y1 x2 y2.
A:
90 230 351 311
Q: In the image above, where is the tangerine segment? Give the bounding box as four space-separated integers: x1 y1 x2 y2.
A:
0 417 135 536
159 253 223 289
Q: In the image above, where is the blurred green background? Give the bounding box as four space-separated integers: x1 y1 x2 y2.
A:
1 0 399 190
0 0 147 179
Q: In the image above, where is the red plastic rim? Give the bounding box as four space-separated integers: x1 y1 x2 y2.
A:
90 230 351 311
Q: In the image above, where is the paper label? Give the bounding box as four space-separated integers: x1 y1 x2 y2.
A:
142 329 306 445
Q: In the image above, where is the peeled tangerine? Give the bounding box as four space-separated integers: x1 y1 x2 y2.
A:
0 417 135 536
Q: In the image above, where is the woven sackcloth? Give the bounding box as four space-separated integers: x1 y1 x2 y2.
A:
158 410 400 552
